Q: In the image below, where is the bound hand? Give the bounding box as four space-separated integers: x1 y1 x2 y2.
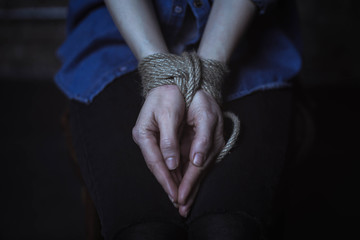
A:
132 85 185 203
132 86 224 217
177 89 225 217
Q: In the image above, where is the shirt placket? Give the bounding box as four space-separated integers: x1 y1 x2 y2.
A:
186 0 211 45
167 0 187 39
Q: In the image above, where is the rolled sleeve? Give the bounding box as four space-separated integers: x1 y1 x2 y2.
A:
251 0 277 15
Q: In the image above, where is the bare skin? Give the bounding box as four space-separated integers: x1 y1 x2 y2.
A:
105 0 256 217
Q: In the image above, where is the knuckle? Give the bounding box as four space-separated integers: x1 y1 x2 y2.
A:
196 136 211 148
199 111 217 124
132 126 149 144
160 138 176 151
132 126 139 142
158 109 182 123
157 108 170 118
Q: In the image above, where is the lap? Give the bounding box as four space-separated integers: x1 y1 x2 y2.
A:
69 71 293 239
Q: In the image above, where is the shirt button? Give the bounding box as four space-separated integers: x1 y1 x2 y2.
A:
120 66 127 72
174 5 183 14
193 0 203 8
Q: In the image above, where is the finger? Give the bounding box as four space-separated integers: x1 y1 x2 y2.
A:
135 133 178 201
178 180 201 217
178 113 223 205
178 147 219 205
180 124 194 160
170 168 182 186
178 161 203 205
189 114 217 167
213 116 225 159
158 115 182 170
175 167 183 184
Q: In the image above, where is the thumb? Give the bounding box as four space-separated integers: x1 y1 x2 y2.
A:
189 116 216 167
158 116 182 170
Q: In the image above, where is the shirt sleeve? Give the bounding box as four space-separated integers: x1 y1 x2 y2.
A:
251 0 278 15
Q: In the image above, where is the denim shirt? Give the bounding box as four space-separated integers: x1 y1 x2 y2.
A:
55 0 302 104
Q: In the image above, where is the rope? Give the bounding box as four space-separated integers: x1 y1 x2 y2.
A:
138 52 240 162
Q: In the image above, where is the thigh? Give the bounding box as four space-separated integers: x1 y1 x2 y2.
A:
188 89 294 238
69 72 185 239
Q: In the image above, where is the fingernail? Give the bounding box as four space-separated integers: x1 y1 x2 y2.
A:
193 153 204 167
173 202 179 208
168 195 175 203
166 157 177 170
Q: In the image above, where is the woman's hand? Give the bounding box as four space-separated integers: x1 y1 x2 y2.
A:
177 90 225 217
106 0 253 217
132 85 185 203
132 85 224 216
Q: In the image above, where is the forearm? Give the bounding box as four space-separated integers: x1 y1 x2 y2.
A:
104 0 168 60
197 0 256 63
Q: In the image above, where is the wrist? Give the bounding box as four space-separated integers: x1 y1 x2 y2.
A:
197 49 228 64
138 46 169 61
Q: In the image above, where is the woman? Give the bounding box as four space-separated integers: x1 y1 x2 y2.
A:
55 0 302 239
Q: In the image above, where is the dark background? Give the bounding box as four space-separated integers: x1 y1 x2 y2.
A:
0 0 359 239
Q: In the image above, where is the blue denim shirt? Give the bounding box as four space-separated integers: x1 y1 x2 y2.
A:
55 0 302 103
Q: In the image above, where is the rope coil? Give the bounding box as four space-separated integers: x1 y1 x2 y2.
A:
138 52 240 162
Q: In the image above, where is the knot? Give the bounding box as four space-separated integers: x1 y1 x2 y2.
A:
139 52 227 108
138 52 240 162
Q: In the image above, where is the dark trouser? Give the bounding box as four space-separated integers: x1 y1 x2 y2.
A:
69 71 294 240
